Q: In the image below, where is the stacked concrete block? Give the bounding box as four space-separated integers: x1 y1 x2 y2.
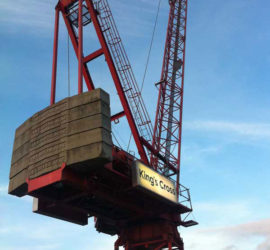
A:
9 89 112 197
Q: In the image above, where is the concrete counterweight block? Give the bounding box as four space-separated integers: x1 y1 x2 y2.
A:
9 89 113 197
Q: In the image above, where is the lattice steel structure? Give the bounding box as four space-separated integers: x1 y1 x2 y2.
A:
25 0 197 249
151 0 188 195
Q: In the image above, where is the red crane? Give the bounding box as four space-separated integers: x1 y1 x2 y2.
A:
10 0 197 249
152 0 188 195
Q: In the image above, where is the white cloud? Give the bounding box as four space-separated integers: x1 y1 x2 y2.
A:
182 143 221 163
0 244 60 250
182 218 270 250
0 185 8 196
194 201 253 225
185 121 270 139
181 198 270 250
0 203 116 250
191 199 270 229
0 0 56 30
0 0 159 38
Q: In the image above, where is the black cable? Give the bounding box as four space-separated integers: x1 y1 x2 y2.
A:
112 132 122 149
140 0 162 92
127 0 162 152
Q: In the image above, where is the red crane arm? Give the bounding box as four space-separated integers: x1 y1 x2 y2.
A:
151 0 188 193
50 0 153 164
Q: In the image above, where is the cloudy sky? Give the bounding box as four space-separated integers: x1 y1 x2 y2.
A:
0 0 270 249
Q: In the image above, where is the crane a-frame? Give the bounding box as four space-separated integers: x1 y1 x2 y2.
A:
9 0 197 249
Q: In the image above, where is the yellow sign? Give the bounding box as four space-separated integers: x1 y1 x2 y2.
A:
132 161 178 203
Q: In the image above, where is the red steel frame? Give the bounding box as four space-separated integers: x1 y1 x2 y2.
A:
50 0 154 164
50 7 60 105
151 0 188 197
47 0 191 249
115 230 184 250
78 0 83 93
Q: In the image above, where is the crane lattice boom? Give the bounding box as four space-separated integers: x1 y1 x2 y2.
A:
152 0 188 191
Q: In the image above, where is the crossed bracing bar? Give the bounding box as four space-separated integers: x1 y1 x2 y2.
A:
151 0 188 197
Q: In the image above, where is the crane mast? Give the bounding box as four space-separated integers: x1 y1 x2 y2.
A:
152 0 188 191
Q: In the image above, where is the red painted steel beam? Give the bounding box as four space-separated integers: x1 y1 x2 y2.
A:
78 0 83 94
114 238 121 250
27 163 66 193
140 137 178 174
27 162 146 216
131 239 164 247
83 48 104 64
111 111 125 122
168 241 172 250
154 242 166 250
59 2 95 91
85 0 149 165
50 7 60 105
151 0 188 193
60 0 77 7
177 0 188 197
104 163 128 180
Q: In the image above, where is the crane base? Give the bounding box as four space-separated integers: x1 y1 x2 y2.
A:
115 220 184 250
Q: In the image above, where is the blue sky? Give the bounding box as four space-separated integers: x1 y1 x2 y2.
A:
0 0 270 249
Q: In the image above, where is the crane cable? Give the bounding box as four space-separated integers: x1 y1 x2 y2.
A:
112 131 122 149
140 0 162 93
127 0 162 152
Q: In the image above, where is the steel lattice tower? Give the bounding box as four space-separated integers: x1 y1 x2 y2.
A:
151 0 188 196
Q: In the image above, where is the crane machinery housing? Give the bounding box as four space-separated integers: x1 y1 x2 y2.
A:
8 0 197 249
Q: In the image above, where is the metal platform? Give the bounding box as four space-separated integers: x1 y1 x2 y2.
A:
22 147 194 237
181 220 199 228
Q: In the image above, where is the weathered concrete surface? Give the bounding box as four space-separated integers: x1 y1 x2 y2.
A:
9 89 112 197
8 169 28 197
68 141 112 172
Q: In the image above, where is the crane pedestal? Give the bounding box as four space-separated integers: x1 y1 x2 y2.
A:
115 220 184 250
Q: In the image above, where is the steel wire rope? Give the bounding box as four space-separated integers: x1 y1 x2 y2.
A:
191 212 197 221
113 124 128 149
112 131 122 149
126 0 162 153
